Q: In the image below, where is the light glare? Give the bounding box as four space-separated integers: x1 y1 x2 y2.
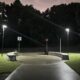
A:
65 28 70 33
2 25 7 29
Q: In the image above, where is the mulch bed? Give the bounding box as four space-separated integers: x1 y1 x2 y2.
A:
0 73 10 80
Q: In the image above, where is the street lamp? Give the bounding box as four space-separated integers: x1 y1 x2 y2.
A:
17 36 22 52
60 38 61 54
65 28 70 53
65 28 70 35
45 38 48 55
56 35 62 54
2 24 7 52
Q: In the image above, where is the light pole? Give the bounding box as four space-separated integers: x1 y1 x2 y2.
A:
2 25 7 52
65 28 70 53
45 38 48 55
17 36 22 52
60 38 61 54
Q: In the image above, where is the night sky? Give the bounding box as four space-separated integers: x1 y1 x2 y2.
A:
0 0 80 12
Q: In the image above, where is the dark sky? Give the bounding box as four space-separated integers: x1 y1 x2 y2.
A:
0 0 80 12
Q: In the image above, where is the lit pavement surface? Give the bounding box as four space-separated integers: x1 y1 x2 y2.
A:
5 54 80 80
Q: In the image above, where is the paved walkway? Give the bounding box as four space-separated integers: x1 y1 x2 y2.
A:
5 55 80 80
17 54 61 64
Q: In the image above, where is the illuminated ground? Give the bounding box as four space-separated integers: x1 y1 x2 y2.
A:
17 53 61 64
5 53 80 80
66 53 80 75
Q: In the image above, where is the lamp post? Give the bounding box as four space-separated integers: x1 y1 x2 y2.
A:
60 38 61 54
2 25 7 52
17 36 22 52
56 35 62 54
65 28 70 53
45 38 48 55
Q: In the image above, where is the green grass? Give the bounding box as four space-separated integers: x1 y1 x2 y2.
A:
0 53 80 75
0 54 20 74
66 53 80 75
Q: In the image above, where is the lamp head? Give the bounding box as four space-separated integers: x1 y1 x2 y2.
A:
65 28 70 33
45 38 48 42
2 25 7 29
2 25 7 31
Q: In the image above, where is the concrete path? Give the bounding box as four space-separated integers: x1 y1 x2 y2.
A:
17 54 61 64
5 55 80 80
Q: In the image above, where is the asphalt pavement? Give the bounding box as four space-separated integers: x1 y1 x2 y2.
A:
5 54 80 80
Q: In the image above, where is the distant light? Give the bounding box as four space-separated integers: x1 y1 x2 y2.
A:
45 38 48 42
5 14 7 18
2 25 7 29
17 36 22 41
65 28 70 33
2 25 7 31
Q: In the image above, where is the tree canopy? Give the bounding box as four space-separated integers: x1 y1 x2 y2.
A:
0 0 80 51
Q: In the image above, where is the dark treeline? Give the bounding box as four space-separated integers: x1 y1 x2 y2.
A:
43 3 80 49
0 0 80 50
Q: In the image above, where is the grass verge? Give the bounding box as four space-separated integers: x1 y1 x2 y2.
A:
66 53 80 75
0 54 20 74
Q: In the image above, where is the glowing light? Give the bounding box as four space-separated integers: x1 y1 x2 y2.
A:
2 25 7 31
65 28 70 33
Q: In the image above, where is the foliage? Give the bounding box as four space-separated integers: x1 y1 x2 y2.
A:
43 3 80 46
0 54 20 73
0 0 80 50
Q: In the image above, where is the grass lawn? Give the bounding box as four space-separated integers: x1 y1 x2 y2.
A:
66 53 80 75
0 54 20 74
